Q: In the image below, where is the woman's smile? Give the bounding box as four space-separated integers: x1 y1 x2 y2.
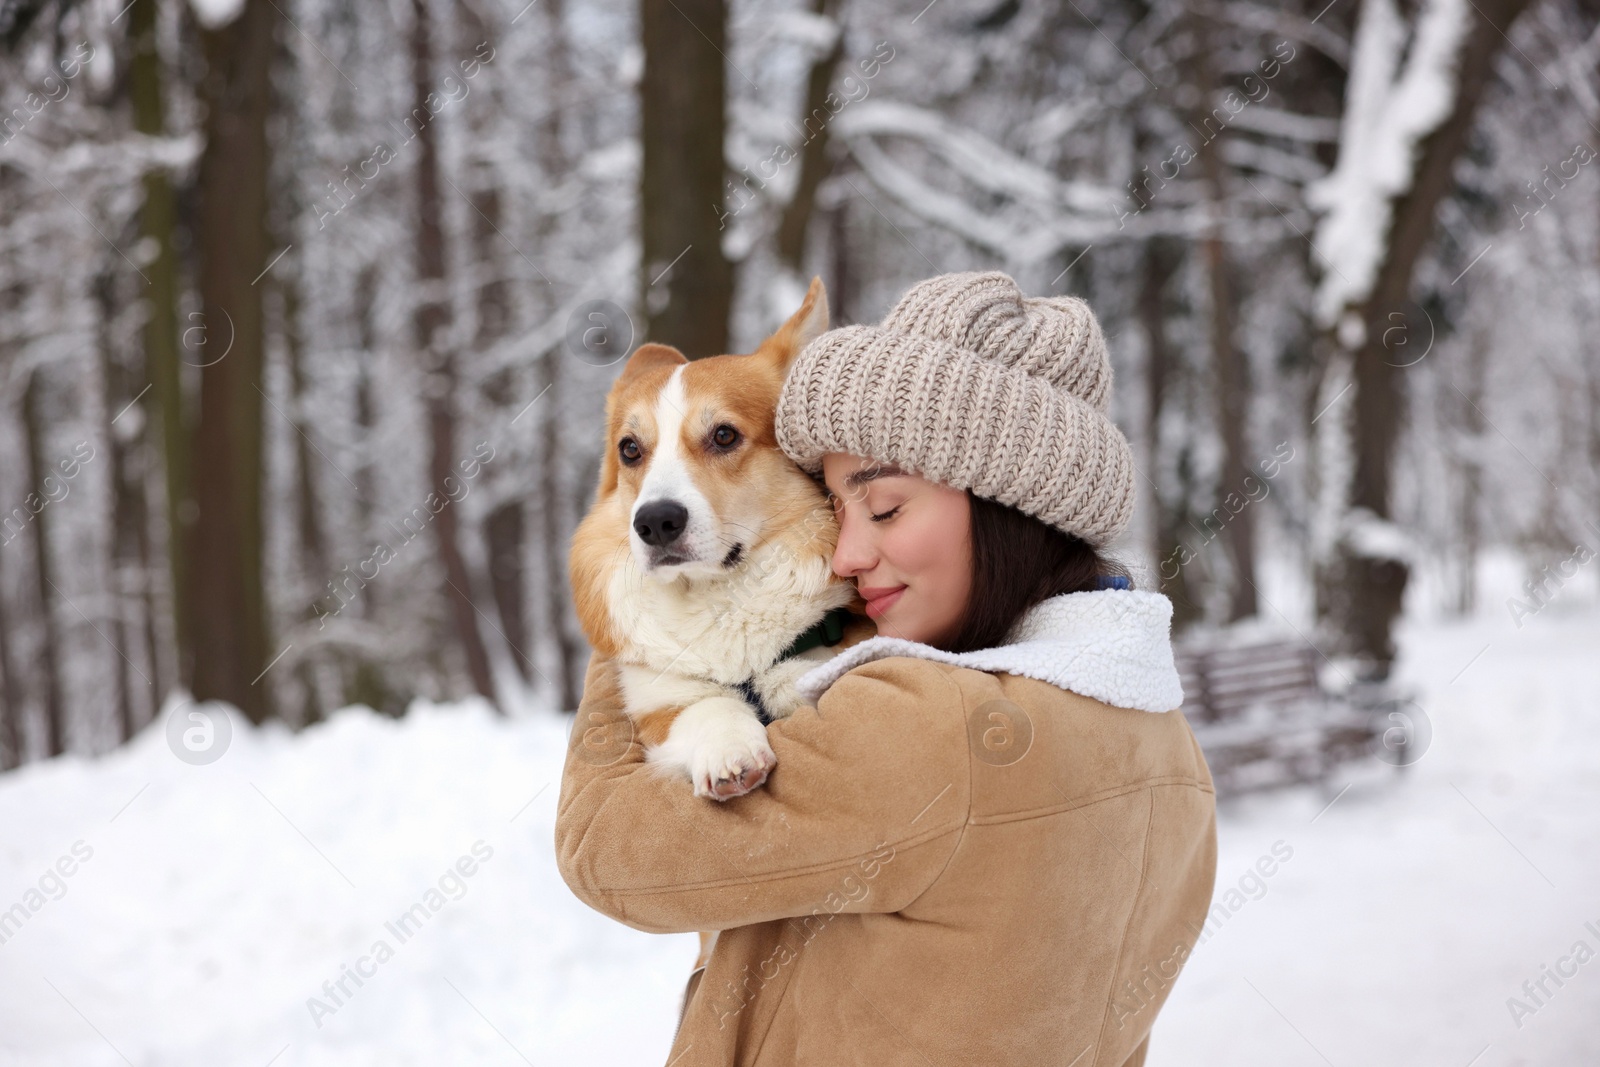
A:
858 584 906 618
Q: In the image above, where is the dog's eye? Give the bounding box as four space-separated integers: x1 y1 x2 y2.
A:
619 437 642 464
711 424 740 450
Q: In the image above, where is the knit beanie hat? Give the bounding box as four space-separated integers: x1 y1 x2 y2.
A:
774 271 1136 547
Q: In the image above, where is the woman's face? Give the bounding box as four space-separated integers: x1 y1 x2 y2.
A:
821 452 972 647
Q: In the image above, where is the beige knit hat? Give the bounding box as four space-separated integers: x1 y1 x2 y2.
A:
774 271 1136 547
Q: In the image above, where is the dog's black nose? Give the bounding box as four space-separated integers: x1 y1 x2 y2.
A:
634 500 689 547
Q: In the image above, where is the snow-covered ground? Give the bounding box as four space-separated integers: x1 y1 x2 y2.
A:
1 573 1596 1066
0 699 700 1066
1151 596 1600 1066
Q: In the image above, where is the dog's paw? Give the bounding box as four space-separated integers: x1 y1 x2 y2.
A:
692 723 776 802
652 696 777 801
701 752 775 800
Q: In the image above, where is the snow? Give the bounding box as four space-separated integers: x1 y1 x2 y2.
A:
1341 505 1419 563
765 9 839 55
837 100 1112 216
1306 0 1472 325
834 99 1131 258
0 700 697 1066
2 575 1597 1065
1150 580 1600 1065
186 0 247 31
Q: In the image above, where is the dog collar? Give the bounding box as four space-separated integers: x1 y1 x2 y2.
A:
738 606 854 727
777 605 853 661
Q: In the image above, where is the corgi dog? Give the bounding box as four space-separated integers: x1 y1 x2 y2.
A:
569 277 874 801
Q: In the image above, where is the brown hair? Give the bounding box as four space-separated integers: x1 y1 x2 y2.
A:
938 491 1130 653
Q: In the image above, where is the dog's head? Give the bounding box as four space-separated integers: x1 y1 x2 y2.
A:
591 276 831 581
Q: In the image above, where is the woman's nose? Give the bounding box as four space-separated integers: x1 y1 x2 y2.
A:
831 514 876 578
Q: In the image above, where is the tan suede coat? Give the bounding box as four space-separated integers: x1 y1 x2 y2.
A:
556 647 1217 1066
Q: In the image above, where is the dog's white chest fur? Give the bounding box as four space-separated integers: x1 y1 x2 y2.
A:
607 542 852 688
604 537 854 800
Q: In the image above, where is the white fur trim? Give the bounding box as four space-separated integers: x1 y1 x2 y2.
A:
794 590 1183 713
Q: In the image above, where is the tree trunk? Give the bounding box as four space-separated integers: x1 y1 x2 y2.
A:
190 0 276 723
1191 23 1256 624
484 501 531 684
342 265 401 715
96 266 144 742
354 264 379 524
465 160 529 683
775 0 844 273
1333 0 1531 673
0 523 23 768
1454 329 1489 614
539 350 582 711
411 0 498 708
1140 238 1203 630
532 0 583 711
828 192 852 326
23 372 65 756
1200 192 1257 622
129 0 192 687
283 269 332 725
640 0 732 357
471 184 512 350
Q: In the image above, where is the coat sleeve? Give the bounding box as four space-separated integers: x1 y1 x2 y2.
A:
553 652 972 934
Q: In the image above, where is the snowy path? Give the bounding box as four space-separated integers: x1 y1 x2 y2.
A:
1149 602 1600 1067
0 603 1596 1066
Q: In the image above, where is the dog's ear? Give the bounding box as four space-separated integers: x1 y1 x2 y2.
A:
754 276 829 372
616 342 688 388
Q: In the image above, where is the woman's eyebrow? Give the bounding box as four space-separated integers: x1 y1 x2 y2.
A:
842 463 907 491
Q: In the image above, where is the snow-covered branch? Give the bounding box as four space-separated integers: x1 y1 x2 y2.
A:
1305 0 1472 325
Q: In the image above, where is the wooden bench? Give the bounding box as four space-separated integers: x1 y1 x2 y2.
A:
1175 639 1392 795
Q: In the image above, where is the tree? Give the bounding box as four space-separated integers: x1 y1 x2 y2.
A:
640 0 734 357
775 0 847 277
189 0 278 722
1310 0 1535 673
22 369 64 755
410 0 498 707
128 0 191 687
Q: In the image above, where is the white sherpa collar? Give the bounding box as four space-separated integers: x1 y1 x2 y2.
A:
794 589 1184 713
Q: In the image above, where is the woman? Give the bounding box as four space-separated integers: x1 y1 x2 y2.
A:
555 272 1217 1066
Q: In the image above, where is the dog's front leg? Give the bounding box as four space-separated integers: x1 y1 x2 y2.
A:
617 666 775 800
653 695 776 801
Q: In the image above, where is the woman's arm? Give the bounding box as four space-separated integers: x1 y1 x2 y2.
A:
553 652 971 934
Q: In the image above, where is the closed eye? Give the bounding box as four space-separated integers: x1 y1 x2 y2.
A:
870 505 901 523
